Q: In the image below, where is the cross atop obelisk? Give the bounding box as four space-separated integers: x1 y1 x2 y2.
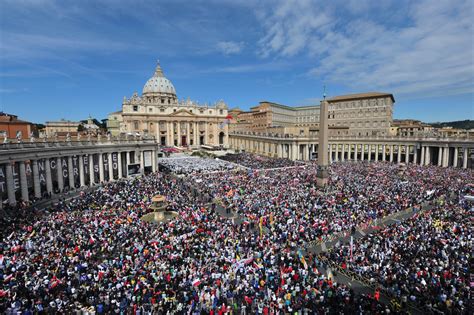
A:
316 86 329 187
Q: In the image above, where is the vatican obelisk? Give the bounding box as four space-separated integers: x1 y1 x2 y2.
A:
316 88 329 187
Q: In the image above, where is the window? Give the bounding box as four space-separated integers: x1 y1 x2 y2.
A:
160 108 165 112
161 99 164 104
173 109 176 112
149 108 153 112
219 109 223 114
134 121 139 129
133 105 138 111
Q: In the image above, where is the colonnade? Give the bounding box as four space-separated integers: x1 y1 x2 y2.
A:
229 136 472 169
1 149 158 207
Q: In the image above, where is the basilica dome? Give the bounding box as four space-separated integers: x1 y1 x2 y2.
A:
142 63 177 96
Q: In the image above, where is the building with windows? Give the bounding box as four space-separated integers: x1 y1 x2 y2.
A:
0 112 34 140
108 62 229 147
44 119 80 137
229 92 394 138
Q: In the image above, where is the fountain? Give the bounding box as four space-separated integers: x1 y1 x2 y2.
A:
141 195 178 223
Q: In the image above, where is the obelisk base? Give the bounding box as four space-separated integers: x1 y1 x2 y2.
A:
316 165 329 187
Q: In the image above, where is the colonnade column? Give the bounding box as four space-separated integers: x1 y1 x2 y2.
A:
413 146 418 165
152 150 157 172
361 145 365 161
453 147 458 168
277 143 282 158
347 144 352 160
368 145 372 161
45 159 53 194
32 160 41 198
99 154 104 183
442 147 449 167
5 163 16 206
389 145 394 162
79 156 85 187
425 147 431 165
334 144 339 162
329 144 333 163
375 145 379 161
437 147 443 166
56 157 64 192
19 161 28 202
117 153 123 178
68 156 75 188
108 153 114 181
397 145 402 163
341 144 345 162
382 145 386 161
140 151 145 174
405 145 410 164
420 146 425 165
462 149 468 169
89 154 95 185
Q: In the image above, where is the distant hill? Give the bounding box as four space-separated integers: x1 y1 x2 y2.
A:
429 120 474 130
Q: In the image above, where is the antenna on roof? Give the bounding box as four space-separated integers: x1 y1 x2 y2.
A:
323 85 327 100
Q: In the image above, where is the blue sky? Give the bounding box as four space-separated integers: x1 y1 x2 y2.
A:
0 0 473 124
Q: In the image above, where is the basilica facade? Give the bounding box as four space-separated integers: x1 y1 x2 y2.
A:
107 62 229 147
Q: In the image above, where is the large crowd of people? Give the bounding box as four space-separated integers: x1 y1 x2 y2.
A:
158 156 237 175
321 200 471 313
220 153 297 169
0 153 472 314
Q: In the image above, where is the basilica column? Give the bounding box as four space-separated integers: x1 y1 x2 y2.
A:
5 163 16 206
99 153 105 183
186 123 191 146
89 154 95 185
462 148 468 169
45 159 53 194
67 156 74 189
19 161 28 202
389 145 394 162
79 155 85 187
194 122 198 146
56 157 64 192
117 153 123 178
177 122 181 146
204 123 209 145
32 160 41 198
453 147 458 168
108 153 114 181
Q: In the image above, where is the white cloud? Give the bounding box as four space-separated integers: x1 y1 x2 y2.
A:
257 0 474 98
216 41 245 55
